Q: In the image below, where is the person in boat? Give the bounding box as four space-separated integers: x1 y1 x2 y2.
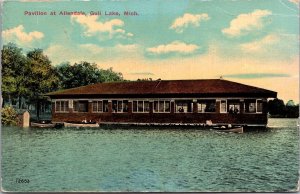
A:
82 118 87 123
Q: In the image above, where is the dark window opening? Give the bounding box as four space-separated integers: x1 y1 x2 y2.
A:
175 100 193 113
197 100 216 113
73 101 88 112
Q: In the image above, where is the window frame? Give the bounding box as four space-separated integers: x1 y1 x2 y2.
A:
226 99 241 114
153 100 171 113
73 100 89 113
55 100 69 113
220 100 227 113
92 100 103 113
244 99 256 114
174 100 193 113
197 99 216 113
92 100 109 113
244 99 264 114
256 99 263 113
132 100 150 113
112 100 128 113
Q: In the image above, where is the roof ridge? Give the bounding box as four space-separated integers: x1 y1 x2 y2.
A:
220 79 275 93
45 79 277 97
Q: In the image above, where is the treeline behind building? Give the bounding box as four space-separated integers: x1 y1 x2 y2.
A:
268 99 299 118
1 43 124 119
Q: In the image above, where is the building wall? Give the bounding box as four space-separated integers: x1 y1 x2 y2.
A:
52 100 268 125
52 112 268 125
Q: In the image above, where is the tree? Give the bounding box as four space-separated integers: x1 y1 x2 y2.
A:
26 49 59 119
268 98 286 116
286 100 295 107
1 43 28 107
55 62 123 89
268 98 299 118
286 100 299 118
100 67 123 83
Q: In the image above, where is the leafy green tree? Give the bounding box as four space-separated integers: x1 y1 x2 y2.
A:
100 67 123 83
56 62 101 89
286 100 299 118
26 49 59 119
286 100 295 107
1 106 18 126
55 62 123 89
1 43 28 107
268 98 299 118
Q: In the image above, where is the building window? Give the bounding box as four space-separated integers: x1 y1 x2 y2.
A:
227 100 240 114
245 99 256 113
92 101 103 112
154 101 158 112
92 100 108 112
103 100 109 112
165 101 170 112
220 100 227 113
138 101 143 112
256 100 263 113
73 100 88 112
244 99 263 113
154 100 171 113
74 101 79 112
112 100 129 113
55 100 69 112
175 100 192 113
132 100 149 113
123 100 129 112
133 101 137 112
144 101 150 112
197 100 216 113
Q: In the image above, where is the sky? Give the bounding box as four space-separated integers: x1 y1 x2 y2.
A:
1 0 299 103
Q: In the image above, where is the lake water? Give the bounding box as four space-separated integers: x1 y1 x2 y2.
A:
1 118 299 192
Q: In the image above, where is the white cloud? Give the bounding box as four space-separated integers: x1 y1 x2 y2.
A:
240 34 279 52
127 32 134 37
71 15 133 39
79 44 104 54
44 43 139 65
114 44 139 51
45 43 104 65
2 25 44 46
170 13 210 33
147 41 199 55
222 9 272 37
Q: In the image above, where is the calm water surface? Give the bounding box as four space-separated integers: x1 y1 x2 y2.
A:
1 118 299 192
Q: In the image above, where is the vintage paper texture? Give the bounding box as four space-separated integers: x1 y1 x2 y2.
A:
1 0 299 192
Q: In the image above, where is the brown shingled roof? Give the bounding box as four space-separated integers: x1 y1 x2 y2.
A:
46 79 277 98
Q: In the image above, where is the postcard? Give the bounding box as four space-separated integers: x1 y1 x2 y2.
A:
1 0 299 192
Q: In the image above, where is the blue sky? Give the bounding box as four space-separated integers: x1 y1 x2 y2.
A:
2 0 299 102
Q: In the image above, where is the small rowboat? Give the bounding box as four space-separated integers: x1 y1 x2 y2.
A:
31 121 56 128
214 126 244 133
64 122 100 128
